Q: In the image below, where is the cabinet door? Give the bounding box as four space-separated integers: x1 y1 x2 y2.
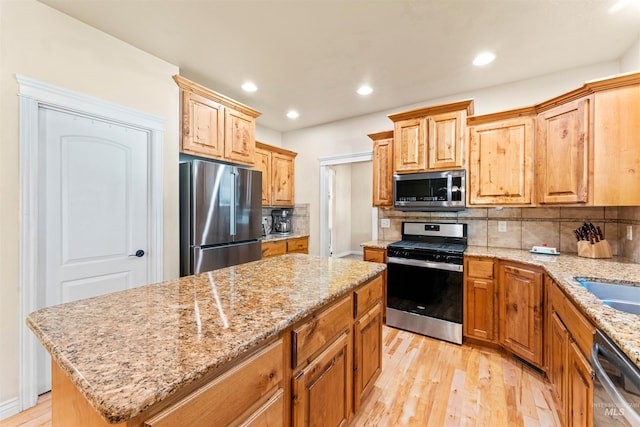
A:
286 237 308 254
468 117 534 205
593 84 640 206
237 388 285 427
536 98 590 204
224 108 255 165
181 91 225 158
254 147 272 206
292 331 353 427
262 240 286 258
499 263 543 367
548 312 568 426
372 137 394 206
394 118 426 173
428 110 464 170
464 278 497 342
567 340 593 427
271 152 295 206
354 302 382 411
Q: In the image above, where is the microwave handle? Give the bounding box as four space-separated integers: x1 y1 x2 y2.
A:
447 174 452 202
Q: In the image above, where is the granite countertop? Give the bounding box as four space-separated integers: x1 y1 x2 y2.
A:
261 233 309 242
361 240 396 249
361 240 640 368
26 254 385 424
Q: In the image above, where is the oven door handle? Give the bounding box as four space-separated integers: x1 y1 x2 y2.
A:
591 341 640 425
387 257 463 273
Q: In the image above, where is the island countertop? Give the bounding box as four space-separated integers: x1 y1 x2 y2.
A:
26 254 386 424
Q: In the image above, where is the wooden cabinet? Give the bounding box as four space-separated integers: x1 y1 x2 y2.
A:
174 75 260 166
262 236 308 259
144 339 284 427
255 142 297 207
292 330 353 427
362 247 386 264
499 262 543 368
286 237 308 254
547 277 595 426
353 302 382 412
464 257 498 343
388 99 473 174
592 82 640 206
467 111 535 206
368 131 394 207
536 98 591 204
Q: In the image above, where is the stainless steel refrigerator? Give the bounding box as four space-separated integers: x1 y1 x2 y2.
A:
179 160 262 276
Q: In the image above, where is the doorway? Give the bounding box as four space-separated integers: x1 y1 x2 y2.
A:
18 75 164 411
319 152 377 258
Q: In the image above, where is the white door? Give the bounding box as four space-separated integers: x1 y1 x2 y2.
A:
37 107 151 393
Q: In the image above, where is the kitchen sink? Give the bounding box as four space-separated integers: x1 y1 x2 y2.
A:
575 278 640 316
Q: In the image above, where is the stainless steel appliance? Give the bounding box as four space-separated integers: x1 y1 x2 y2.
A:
393 169 466 211
271 208 292 234
386 222 467 344
179 160 262 276
592 330 640 426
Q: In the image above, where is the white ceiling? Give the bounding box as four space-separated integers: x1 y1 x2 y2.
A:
39 0 640 132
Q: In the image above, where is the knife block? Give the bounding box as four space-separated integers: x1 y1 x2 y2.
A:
577 239 612 259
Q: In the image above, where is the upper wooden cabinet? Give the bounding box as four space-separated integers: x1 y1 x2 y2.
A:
388 99 473 174
368 131 394 207
174 75 260 166
467 110 535 206
254 142 297 207
592 82 640 206
536 97 591 205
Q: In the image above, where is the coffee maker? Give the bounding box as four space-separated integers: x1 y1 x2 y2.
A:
271 209 293 234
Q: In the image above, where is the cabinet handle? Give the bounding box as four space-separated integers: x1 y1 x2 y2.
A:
512 303 518 311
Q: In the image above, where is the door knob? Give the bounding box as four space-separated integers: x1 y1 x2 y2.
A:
129 250 145 258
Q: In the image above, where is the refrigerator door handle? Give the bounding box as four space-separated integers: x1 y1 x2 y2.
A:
229 169 237 236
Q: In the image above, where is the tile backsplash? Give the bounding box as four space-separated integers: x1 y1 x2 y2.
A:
379 206 640 263
261 204 310 236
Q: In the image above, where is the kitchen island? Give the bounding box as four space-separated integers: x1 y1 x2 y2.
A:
27 254 386 426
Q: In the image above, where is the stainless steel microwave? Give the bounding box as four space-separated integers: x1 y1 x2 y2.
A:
393 170 466 211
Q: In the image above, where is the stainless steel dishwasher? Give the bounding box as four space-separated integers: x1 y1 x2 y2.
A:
591 330 640 426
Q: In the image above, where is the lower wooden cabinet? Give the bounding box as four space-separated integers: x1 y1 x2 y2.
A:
547 277 594 426
353 302 383 411
144 339 284 427
499 262 544 368
262 236 309 259
464 257 497 343
362 247 386 263
292 331 353 427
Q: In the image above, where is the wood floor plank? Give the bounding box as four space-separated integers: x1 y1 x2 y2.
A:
3 326 560 427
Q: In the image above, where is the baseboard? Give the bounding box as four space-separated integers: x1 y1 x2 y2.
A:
0 397 20 421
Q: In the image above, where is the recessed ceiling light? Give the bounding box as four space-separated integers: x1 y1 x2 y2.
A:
473 52 496 66
241 82 257 92
357 85 373 96
286 110 299 119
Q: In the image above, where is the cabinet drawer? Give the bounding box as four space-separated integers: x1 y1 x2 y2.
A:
145 339 283 427
287 237 308 253
262 240 286 258
354 275 383 318
363 248 386 263
292 296 351 369
550 281 595 357
236 388 284 427
467 259 494 279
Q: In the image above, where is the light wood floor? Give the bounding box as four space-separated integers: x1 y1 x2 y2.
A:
1 327 559 427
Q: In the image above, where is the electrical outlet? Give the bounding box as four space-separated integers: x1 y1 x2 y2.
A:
628 225 633 241
381 219 390 228
498 221 507 233
262 216 269 224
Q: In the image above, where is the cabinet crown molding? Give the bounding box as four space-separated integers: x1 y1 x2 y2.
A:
367 130 394 140
255 141 298 157
173 74 261 118
388 99 474 122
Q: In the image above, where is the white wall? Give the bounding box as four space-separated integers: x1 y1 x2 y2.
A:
283 61 622 255
621 36 640 72
331 164 352 256
0 0 180 415
255 124 282 147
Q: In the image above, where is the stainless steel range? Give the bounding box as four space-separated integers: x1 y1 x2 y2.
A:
386 222 467 344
